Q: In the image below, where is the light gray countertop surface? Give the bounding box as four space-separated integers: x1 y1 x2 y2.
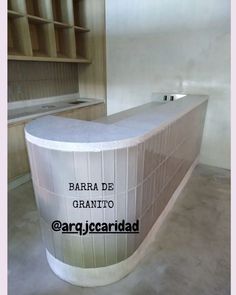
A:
8 97 104 124
25 95 208 151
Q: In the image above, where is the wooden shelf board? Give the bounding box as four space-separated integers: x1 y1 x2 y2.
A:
8 10 24 18
27 15 51 24
32 51 48 57
74 26 90 33
54 21 72 29
56 53 70 58
8 55 91 64
8 49 24 56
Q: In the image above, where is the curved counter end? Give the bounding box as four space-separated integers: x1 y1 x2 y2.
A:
25 95 208 286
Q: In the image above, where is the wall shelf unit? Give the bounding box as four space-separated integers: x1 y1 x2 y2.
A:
8 0 90 63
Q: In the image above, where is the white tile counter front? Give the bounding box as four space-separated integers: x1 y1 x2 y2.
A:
24 95 208 286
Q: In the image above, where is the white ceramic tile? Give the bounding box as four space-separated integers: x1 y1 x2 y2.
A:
127 189 137 256
26 142 38 185
52 230 64 262
137 143 144 185
62 235 84 267
115 148 128 194
128 145 138 190
104 234 117 266
93 235 106 267
116 192 127 221
74 152 89 197
32 145 54 191
50 150 76 196
136 184 143 218
103 198 117 265
89 152 102 197
102 150 115 196
82 236 95 267
35 185 67 224
39 217 55 256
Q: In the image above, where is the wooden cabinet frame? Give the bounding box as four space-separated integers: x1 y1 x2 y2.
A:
8 0 90 63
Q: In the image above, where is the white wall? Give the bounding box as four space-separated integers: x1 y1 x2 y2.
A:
106 0 230 169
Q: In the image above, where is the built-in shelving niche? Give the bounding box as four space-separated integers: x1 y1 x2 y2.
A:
8 0 90 63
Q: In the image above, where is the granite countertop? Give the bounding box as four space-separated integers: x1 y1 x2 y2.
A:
8 97 104 124
25 95 208 151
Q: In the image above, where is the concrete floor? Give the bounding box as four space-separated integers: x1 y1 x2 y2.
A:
8 164 230 295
